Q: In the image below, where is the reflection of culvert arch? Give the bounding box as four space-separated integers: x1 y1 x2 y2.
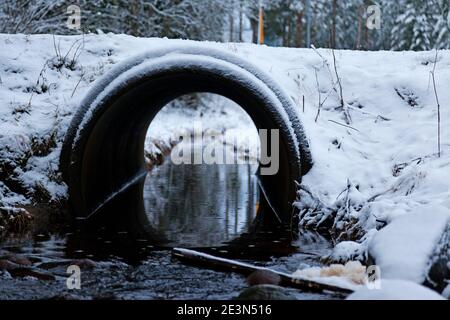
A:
60 45 312 231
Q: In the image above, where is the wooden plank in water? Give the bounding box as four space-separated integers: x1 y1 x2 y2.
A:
172 248 354 295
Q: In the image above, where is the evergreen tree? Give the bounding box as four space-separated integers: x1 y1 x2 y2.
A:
432 0 450 49
1 0 449 50
391 0 435 51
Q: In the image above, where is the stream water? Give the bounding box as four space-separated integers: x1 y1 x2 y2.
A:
0 147 338 300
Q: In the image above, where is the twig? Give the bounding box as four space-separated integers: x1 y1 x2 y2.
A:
62 38 81 62
313 70 335 123
346 104 391 121
332 49 344 108
70 40 84 68
331 49 351 124
311 45 351 124
328 119 360 132
27 61 48 108
52 34 59 59
302 95 305 113
52 34 62 59
430 49 441 157
311 45 337 94
71 70 84 98
314 68 322 122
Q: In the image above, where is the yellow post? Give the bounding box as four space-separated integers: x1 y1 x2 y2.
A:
258 5 264 45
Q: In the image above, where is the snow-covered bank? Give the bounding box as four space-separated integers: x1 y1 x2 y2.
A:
347 279 445 300
369 206 450 284
1 34 449 295
0 34 257 207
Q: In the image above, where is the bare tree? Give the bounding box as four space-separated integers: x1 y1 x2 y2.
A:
238 0 244 42
330 0 337 48
0 0 67 34
295 7 303 47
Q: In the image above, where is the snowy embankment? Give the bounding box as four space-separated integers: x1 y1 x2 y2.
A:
0 34 449 297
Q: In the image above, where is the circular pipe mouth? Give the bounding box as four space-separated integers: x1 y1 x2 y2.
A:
60 47 312 238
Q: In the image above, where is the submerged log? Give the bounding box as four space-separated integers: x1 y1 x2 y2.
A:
172 248 353 295
0 259 56 281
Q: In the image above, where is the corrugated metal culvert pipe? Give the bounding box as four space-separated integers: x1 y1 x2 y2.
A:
60 45 312 238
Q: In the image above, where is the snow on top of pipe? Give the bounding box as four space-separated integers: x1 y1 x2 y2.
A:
72 51 299 153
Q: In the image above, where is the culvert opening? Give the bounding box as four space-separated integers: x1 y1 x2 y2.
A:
144 93 261 247
60 46 312 247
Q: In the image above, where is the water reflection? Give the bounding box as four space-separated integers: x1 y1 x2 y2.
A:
64 139 300 261
144 155 259 247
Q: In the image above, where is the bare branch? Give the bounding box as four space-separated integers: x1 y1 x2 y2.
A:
314 68 322 122
430 49 441 157
328 119 360 132
331 49 352 125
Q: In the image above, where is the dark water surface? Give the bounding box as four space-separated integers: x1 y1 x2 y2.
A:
0 154 337 300
143 161 259 247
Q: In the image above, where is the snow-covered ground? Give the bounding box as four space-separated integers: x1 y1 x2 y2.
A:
346 279 445 300
0 34 449 299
